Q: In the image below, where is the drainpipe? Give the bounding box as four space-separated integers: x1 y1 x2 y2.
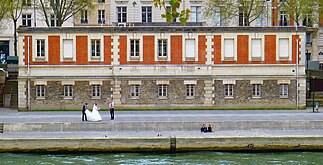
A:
295 25 299 109
27 37 30 111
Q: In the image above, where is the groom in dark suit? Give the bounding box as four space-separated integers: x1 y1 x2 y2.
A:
82 103 88 121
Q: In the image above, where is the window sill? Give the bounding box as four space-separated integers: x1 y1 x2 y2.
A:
91 57 101 61
64 97 74 100
92 97 101 100
252 96 261 99
158 96 167 100
251 57 262 61
158 56 168 61
130 57 140 61
131 97 139 100
278 57 289 61
224 96 234 99
279 96 288 99
223 57 235 61
63 58 74 61
36 97 45 100
34 57 46 62
186 96 195 100
185 57 195 61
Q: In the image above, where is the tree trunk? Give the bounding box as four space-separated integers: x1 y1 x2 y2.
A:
13 19 17 57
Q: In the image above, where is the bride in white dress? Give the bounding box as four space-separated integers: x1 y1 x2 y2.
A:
91 103 102 121
85 103 102 122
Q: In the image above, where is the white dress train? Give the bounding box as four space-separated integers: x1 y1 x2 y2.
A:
91 105 102 121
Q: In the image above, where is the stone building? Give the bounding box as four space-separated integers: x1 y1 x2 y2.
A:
17 26 306 110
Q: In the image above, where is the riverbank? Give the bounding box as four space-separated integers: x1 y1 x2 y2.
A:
1 108 323 152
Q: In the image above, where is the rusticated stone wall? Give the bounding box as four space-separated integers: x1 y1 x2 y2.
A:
213 80 297 108
120 79 205 105
30 80 112 110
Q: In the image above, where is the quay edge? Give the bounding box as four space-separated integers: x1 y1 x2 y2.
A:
1 136 323 153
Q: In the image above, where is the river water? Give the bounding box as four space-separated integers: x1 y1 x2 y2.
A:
1 152 323 164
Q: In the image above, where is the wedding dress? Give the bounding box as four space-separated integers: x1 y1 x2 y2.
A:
85 109 95 121
91 104 102 121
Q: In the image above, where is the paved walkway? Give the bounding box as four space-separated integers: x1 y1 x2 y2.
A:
0 107 322 123
1 108 323 139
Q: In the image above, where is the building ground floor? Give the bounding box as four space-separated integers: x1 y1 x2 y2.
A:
17 77 306 110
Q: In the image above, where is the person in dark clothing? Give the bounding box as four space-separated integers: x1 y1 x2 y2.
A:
109 99 115 120
200 124 207 133
82 103 88 121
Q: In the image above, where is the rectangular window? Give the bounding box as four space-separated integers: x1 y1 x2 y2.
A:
36 39 45 57
92 85 101 98
91 39 101 57
158 39 167 58
64 85 73 97
98 10 105 24
225 84 233 97
117 7 127 23
224 39 234 59
130 85 139 97
251 39 261 59
142 7 152 22
214 8 222 26
252 84 261 97
190 6 201 22
303 13 313 27
50 14 58 27
22 14 32 27
306 33 312 45
166 6 176 22
130 39 140 57
63 39 73 59
158 84 168 97
186 84 195 97
23 0 32 6
239 7 247 26
185 39 195 59
280 84 288 97
81 10 88 24
36 85 45 98
279 11 288 26
279 38 289 58
319 63 323 70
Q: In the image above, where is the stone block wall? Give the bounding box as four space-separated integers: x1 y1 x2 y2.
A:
213 80 297 108
120 79 205 106
29 80 112 110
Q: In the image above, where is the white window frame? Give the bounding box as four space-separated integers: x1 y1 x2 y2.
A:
91 39 101 58
22 14 32 27
81 10 88 24
63 39 73 60
224 84 233 98
36 39 45 58
158 39 167 58
252 84 261 98
190 6 202 22
36 85 45 99
238 7 247 26
251 38 262 60
130 85 139 98
185 39 195 60
142 6 152 23
117 6 127 23
279 11 288 26
64 85 73 98
279 38 289 59
224 38 234 60
280 84 288 98
98 10 105 24
158 84 168 98
186 84 195 99
92 85 101 99
50 14 58 27
130 39 140 58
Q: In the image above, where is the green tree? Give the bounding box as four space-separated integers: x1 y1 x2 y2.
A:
38 0 94 27
204 0 269 26
8 0 25 56
153 0 190 25
279 0 323 26
0 0 11 21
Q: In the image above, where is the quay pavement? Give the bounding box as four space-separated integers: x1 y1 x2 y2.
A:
1 107 323 152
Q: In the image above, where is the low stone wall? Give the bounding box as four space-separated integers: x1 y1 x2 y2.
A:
1 136 323 152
